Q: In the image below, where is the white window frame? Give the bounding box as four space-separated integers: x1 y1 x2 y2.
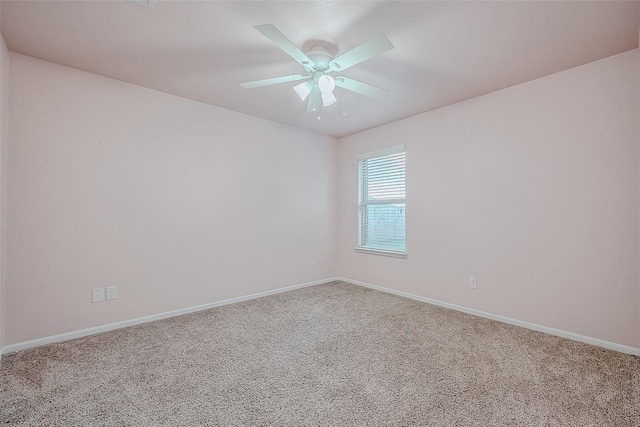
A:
355 144 407 259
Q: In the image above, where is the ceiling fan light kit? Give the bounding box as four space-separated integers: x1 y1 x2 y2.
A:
295 75 337 107
239 24 393 115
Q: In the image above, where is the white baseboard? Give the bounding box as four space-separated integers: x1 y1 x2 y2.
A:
337 276 640 356
1 277 340 356
4 276 637 357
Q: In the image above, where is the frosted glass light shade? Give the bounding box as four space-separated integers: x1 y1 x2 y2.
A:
293 81 313 101
294 77 337 106
318 75 336 106
321 92 337 106
318 75 336 93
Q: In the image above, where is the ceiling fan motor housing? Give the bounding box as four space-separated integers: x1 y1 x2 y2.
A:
305 46 334 71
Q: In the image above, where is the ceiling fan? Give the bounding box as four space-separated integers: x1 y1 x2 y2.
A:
239 24 394 115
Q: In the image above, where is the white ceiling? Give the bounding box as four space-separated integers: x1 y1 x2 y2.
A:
1 1 639 138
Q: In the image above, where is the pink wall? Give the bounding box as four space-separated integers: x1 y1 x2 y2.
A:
0 33 8 349
6 54 337 345
4 47 640 350
337 50 640 348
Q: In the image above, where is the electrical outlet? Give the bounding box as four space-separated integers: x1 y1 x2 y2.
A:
469 276 477 289
310 258 316 267
92 288 105 303
106 286 118 300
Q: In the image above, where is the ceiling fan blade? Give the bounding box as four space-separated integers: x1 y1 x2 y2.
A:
334 76 389 99
307 82 321 113
239 74 310 89
329 34 394 72
254 24 314 70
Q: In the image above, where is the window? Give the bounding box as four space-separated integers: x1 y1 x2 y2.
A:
356 145 406 257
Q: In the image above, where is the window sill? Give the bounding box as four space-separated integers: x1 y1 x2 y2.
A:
354 247 407 259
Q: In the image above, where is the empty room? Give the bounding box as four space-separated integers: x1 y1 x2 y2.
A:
0 1 639 425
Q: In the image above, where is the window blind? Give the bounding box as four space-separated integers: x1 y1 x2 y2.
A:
358 148 406 253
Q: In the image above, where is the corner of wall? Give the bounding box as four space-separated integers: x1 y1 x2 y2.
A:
336 50 640 349
331 135 340 279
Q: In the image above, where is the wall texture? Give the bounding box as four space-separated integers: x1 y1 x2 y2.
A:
637 33 640 350
4 47 640 351
6 54 337 345
0 33 9 349
337 49 639 348
637 30 640 356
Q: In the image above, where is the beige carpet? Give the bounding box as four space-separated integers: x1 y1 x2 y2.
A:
1 281 639 426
